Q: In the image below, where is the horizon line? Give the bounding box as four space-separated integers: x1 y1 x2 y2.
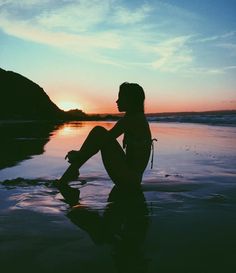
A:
85 109 236 116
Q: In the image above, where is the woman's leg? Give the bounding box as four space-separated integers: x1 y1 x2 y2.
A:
59 126 106 183
60 126 141 187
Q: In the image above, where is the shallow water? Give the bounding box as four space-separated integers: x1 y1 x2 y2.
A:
0 121 236 273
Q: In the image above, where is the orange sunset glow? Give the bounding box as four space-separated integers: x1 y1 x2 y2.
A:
58 101 82 111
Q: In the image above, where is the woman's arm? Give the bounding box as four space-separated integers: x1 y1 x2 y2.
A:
109 117 126 139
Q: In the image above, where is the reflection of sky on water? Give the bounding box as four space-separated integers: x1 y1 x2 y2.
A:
0 122 236 273
0 121 236 182
155 123 236 179
9 187 64 214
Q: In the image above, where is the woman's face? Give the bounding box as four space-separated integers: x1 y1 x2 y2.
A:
116 91 127 112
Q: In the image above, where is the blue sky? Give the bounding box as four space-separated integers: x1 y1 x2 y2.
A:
1 0 236 113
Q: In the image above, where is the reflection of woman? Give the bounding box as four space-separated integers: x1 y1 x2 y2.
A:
67 186 149 273
58 82 152 204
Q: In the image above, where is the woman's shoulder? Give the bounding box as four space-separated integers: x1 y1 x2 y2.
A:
124 112 150 132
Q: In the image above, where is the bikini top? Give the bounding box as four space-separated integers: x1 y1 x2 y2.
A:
123 134 157 169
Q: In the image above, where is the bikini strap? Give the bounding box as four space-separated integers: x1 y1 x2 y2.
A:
150 138 158 169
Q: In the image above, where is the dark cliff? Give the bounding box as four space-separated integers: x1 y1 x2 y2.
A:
0 68 87 120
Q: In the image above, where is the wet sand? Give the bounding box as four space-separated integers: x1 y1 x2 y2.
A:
0 121 236 273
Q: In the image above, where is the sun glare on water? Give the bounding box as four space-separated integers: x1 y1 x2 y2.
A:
58 101 81 111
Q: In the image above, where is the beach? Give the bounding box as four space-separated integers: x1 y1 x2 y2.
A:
0 120 236 273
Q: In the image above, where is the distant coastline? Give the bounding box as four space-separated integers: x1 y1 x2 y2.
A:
1 110 236 127
144 110 236 126
93 109 236 117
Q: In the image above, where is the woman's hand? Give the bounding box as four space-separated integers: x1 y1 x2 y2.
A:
65 150 79 163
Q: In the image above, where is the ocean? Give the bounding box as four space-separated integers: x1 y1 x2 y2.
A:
146 111 236 126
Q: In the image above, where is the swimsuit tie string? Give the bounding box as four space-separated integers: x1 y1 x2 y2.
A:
150 138 158 169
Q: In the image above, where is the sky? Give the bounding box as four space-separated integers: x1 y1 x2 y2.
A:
1 0 236 113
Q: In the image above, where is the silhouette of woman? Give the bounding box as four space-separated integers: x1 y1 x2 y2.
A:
57 82 152 205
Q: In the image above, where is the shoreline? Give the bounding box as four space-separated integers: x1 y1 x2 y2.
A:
1 110 236 127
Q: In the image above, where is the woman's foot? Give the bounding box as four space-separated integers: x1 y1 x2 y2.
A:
57 183 80 206
65 150 81 164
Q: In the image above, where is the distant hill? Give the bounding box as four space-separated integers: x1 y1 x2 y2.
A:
0 68 86 120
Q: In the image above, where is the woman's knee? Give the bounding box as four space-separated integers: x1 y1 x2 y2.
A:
91 126 108 137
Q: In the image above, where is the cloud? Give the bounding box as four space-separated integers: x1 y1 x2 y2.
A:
154 1 200 21
0 18 122 54
185 65 236 76
0 0 159 66
1 0 151 32
218 43 236 55
224 65 236 70
0 0 235 75
0 1 122 52
197 31 236 43
112 3 152 25
188 67 225 75
144 35 194 72
36 0 111 32
119 38 194 73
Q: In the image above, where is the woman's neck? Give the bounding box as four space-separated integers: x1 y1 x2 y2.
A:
126 110 144 116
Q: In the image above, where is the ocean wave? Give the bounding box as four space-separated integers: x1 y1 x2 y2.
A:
147 113 236 126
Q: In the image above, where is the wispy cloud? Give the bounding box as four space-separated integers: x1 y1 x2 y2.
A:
197 31 236 42
148 36 193 72
186 65 236 76
112 3 152 25
0 0 160 66
0 0 124 54
224 65 236 70
154 1 201 21
0 14 122 51
36 0 111 32
0 0 235 75
188 67 225 75
218 42 236 55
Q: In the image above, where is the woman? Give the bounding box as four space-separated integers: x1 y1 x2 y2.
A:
57 82 153 205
